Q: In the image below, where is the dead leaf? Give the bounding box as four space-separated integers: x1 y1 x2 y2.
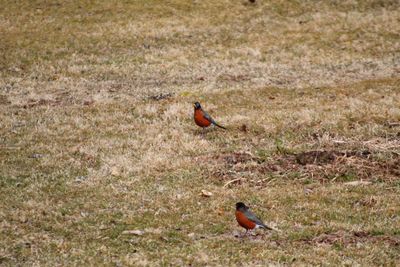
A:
19 215 28 223
217 208 224 215
83 99 94 106
200 189 213 197
304 188 313 195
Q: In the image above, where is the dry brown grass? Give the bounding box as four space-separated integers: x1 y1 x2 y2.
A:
1 0 400 265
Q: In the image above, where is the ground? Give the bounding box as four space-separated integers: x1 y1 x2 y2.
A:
0 0 399 265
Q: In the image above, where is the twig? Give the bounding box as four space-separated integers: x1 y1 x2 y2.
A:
387 122 400 127
332 140 347 144
266 178 277 185
223 178 243 188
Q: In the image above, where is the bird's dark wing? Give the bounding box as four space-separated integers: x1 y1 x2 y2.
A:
203 110 226 129
202 111 215 124
244 210 272 230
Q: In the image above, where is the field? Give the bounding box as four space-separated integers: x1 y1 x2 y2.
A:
1 0 400 265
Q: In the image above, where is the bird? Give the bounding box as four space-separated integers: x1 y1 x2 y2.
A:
193 102 226 130
235 202 272 235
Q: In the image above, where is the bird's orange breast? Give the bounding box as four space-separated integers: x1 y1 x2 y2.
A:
194 109 211 128
235 211 256 230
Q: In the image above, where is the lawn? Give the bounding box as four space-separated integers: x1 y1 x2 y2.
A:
0 0 399 265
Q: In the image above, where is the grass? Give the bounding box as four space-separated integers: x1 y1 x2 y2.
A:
1 0 400 265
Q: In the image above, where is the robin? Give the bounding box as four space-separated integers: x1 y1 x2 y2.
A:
193 102 226 130
235 202 272 235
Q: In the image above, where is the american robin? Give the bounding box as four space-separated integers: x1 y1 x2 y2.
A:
235 202 272 235
193 102 226 130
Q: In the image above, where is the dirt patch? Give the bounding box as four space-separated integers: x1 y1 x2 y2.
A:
302 230 400 247
0 95 11 105
354 196 378 207
290 151 399 183
196 152 256 167
217 74 251 83
202 150 400 184
217 152 256 165
197 152 259 181
21 98 63 109
295 150 371 165
147 93 174 101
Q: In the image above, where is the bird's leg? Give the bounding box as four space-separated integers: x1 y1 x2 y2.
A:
201 127 207 137
240 229 247 238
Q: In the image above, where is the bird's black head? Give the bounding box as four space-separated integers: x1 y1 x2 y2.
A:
236 202 248 211
194 102 201 110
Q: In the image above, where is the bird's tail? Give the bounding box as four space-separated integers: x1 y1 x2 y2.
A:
261 224 273 231
213 122 226 130
260 223 282 232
